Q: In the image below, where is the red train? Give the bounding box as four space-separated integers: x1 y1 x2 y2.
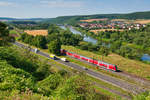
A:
61 49 118 72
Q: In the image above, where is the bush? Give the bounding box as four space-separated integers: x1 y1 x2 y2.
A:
133 92 150 100
58 74 97 100
58 69 68 76
0 90 49 100
37 74 63 96
0 60 35 92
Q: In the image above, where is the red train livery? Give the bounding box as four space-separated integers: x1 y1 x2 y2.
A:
61 49 118 72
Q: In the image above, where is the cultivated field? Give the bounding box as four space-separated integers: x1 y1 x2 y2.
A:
111 19 128 22
25 30 48 36
134 19 150 24
80 18 150 24
80 18 108 22
90 29 124 33
111 19 150 24
111 19 134 24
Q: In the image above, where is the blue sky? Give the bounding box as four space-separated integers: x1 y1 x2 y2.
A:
0 0 150 18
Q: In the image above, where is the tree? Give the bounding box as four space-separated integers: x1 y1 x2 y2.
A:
110 41 122 53
0 22 15 46
48 40 61 55
133 37 144 45
119 46 142 60
46 33 59 43
34 36 47 49
119 46 132 58
79 42 89 50
99 46 110 56
87 43 99 52
48 24 60 34
110 33 119 41
20 33 27 42
59 30 83 46
23 34 33 44
20 33 47 49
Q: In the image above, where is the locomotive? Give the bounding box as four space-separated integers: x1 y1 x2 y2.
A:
61 49 118 72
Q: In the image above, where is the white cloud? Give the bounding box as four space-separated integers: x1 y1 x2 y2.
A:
40 0 84 8
0 1 16 7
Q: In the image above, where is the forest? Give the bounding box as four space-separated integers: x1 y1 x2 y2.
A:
9 21 51 30
45 11 150 24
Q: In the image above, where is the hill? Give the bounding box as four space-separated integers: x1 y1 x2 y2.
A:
2 11 150 24
45 11 150 24
0 17 16 21
0 17 49 22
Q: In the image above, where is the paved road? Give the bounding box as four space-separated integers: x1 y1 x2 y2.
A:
14 42 147 95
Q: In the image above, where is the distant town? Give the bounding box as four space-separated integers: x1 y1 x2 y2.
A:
79 18 147 33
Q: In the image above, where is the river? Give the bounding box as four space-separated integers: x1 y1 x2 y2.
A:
59 25 150 62
59 25 97 44
141 54 150 62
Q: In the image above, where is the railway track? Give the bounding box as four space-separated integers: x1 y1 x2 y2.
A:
14 42 148 96
67 55 150 89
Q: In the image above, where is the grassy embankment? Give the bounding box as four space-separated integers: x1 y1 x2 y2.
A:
17 40 150 93
63 55 150 89
62 45 150 81
38 52 131 100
